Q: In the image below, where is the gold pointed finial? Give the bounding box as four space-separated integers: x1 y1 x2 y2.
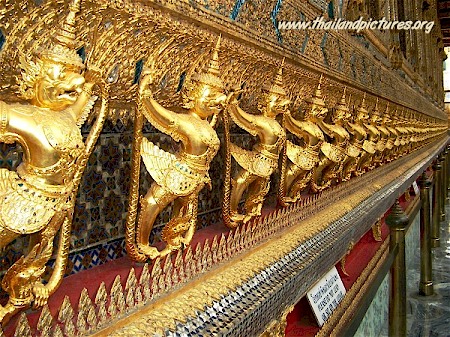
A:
333 87 349 121
263 58 286 96
191 35 223 89
314 74 324 100
341 87 347 102
355 92 368 118
208 34 221 77
274 59 284 88
361 92 366 105
40 0 84 69
372 97 380 116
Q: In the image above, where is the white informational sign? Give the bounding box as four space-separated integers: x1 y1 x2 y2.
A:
306 266 347 326
412 181 420 196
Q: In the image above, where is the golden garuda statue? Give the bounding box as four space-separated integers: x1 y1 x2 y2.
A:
341 94 370 178
125 37 227 261
223 63 289 227
360 98 382 170
279 77 326 204
310 88 351 192
377 102 397 165
393 109 410 158
0 0 106 321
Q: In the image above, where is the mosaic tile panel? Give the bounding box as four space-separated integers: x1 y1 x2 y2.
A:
353 274 389 337
405 211 420 292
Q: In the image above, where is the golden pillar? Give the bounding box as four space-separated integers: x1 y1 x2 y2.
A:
418 172 433 295
439 153 446 221
445 146 450 202
386 200 409 337
431 159 442 248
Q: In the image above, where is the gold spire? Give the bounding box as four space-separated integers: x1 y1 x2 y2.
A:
208 35 221 77
306 74 326 108
192 35 223 89
355 93 368 118
39 0 84 69
372 97 380 116
382 102 391 123
333 87 349 121
263 58 286 96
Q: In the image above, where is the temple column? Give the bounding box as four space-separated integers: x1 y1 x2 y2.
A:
386 200 409 337
439 153 446 221
418 172 433 295
431 159 442 247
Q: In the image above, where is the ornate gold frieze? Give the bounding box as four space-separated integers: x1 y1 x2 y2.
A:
0 0 447 328
0 0 446 121
3 136 447 335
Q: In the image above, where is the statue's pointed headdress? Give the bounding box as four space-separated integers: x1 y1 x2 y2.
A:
306 74 326 108
355 92 368 117
39 0 84 69
382 102 392 123
263 58 287 97
19 0 84 99
333 87 349 121
192 35 224 89
372 98 380 116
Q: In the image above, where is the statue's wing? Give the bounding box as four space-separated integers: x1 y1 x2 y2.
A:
140 138 206 196
230 143 275 178
286 141 319 170
0 169 63 235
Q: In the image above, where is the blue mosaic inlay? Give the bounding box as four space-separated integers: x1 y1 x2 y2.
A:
271 0 283 43
230 0 246 20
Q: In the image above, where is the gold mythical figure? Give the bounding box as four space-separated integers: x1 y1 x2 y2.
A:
341 94 369 180
279 78 326 204
223 64 289 227
393 109 409 158
377 102 397 165
0 0 105 322
360 98 381 170
125 37 227 260
310 88 351 191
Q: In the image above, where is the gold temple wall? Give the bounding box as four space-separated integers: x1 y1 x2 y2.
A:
0 0 448 333
0 0 446 277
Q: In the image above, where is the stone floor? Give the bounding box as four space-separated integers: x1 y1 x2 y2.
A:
406 204 450 337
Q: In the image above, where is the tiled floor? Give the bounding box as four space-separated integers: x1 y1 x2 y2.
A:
406 204 450 337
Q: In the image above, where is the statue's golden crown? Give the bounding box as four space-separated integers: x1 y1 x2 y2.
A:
333 88 349 121
191 36 224 89
263 61 287 97
38 0 84 69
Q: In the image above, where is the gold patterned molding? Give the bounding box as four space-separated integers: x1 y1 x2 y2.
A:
0 0 446 121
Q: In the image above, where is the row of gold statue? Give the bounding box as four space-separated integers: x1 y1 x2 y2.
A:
0 0 447 323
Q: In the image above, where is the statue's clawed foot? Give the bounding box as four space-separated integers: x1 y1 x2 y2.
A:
0 303 21 325
32 283 50 309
